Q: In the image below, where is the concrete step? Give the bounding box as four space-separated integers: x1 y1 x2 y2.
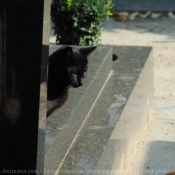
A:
54 46 153 175
44 45 113 172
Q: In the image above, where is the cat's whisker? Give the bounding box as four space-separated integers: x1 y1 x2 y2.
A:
64 84 71 92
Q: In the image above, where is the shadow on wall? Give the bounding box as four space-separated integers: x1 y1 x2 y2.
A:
139 141 175 175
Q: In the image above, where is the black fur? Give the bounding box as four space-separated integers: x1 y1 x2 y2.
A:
47 46 96 117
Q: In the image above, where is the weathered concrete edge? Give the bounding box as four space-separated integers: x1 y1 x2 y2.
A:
44 47 113 173
95 48 153 175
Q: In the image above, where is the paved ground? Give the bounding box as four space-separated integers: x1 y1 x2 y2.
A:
101 16 175 174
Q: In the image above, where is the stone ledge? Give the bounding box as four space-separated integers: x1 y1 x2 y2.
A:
45 45 113 172
57 46 153 175
95 47 153 175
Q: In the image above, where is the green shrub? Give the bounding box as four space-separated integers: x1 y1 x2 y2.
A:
51 0 114 46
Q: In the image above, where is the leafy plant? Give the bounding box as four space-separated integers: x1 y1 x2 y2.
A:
66 0 73 10
51 0 114 46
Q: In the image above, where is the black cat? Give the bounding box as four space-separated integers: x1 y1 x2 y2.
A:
47 46 97 117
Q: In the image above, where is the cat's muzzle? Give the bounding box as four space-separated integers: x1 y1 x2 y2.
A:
71 74 83 88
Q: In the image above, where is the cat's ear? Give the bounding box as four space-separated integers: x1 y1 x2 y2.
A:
80 46 97 57
60 46 73 63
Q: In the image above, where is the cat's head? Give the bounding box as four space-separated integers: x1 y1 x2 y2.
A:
60 46 97 88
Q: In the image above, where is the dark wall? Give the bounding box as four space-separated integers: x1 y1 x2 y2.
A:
0 0 49 173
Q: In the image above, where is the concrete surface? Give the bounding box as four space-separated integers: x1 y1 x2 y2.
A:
45 45 112 173
101 17 175 174
94 48 153 175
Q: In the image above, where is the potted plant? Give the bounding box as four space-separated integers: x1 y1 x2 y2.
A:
51 0 113 46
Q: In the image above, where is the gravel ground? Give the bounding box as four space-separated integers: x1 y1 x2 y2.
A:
101 16 175 175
